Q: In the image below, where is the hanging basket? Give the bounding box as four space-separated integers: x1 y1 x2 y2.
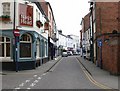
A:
36 20 43 28
44 22 49 30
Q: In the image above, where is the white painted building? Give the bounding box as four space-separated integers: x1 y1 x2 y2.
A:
56 30 67 55
56 30 67 49
69 35 80 54
0 0 49 70
66 35 73 50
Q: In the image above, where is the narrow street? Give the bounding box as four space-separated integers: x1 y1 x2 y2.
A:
31 56 100 89
0 0 119 91
2 56 101 89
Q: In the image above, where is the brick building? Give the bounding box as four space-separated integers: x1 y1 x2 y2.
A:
40 1 57 61
80 13 91 59
90 1 120 75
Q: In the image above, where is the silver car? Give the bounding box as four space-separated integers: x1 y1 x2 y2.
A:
62 52 68 57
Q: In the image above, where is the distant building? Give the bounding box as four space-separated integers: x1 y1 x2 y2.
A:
69 35 80 54
66 35 73 51
56 30 67 55
80 13 90 59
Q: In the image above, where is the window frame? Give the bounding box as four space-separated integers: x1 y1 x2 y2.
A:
20 34 32 58
36 39 40 58
0 36 11 58
2 2 10 16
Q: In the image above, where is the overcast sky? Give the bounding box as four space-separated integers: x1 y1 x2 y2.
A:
45 0 90 36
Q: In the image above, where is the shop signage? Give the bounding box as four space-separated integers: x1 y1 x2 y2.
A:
19 3 33 26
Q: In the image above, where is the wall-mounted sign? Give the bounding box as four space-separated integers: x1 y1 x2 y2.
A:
19 3 33 27
97 39 102 47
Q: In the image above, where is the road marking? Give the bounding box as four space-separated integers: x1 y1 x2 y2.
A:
38 77 41 80
19 83 24 87
25 80 30 83
76 57 112 89
34 80 39 83
27 88 31 89
30 83 36 87
83 70 111 89
15 87 20 89
33 75 37 77
42 73 46 76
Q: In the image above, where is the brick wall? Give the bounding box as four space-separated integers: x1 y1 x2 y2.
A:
84 13 90 32
96 2 120 75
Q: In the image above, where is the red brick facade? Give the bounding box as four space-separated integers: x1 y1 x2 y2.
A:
95 2 120 75
84 13 90 32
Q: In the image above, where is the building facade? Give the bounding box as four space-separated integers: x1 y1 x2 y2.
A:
69 35 80 54
80 13 90 59
40 1 57 61
90 1 120 75
56 30 67 55
66 35 73 51
0 0 49 70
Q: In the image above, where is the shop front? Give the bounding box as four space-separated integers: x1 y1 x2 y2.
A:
1 30 48 71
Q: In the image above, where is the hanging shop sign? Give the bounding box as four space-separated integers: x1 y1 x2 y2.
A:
19 3 33 27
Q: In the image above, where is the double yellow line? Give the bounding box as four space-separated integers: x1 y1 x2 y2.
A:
83 68 112 89
76 58 113 89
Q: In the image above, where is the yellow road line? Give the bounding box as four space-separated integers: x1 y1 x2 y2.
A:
83 70 112 89
76 57 113 89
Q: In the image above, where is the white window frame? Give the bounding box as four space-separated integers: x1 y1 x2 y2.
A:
36 39 40 58
20 34 32 59
2 2 10 16
0 36 11 62
45 41 47 57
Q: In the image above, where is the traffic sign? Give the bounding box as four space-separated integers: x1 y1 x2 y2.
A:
13 29 20 37
97 40 102 47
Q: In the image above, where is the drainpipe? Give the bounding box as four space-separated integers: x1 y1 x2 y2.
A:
90 2 94 63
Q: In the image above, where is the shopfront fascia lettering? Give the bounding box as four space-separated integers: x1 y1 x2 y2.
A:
19 3 33 27
20 14 32 26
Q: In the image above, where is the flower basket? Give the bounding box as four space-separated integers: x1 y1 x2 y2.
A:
44 22 49 30
0 15 11 22
36 20 43 28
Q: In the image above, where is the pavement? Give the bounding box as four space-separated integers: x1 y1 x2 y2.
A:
76 56 119 90
1 56 62 75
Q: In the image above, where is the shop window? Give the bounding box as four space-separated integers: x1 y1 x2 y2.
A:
20 34 32 58
41 40 45 57
45 42 47 56
0 36 11 57
36 39 40 58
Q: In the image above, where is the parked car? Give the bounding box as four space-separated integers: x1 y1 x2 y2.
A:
67 51 73 56
62 52 68 57
73 52 77 55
